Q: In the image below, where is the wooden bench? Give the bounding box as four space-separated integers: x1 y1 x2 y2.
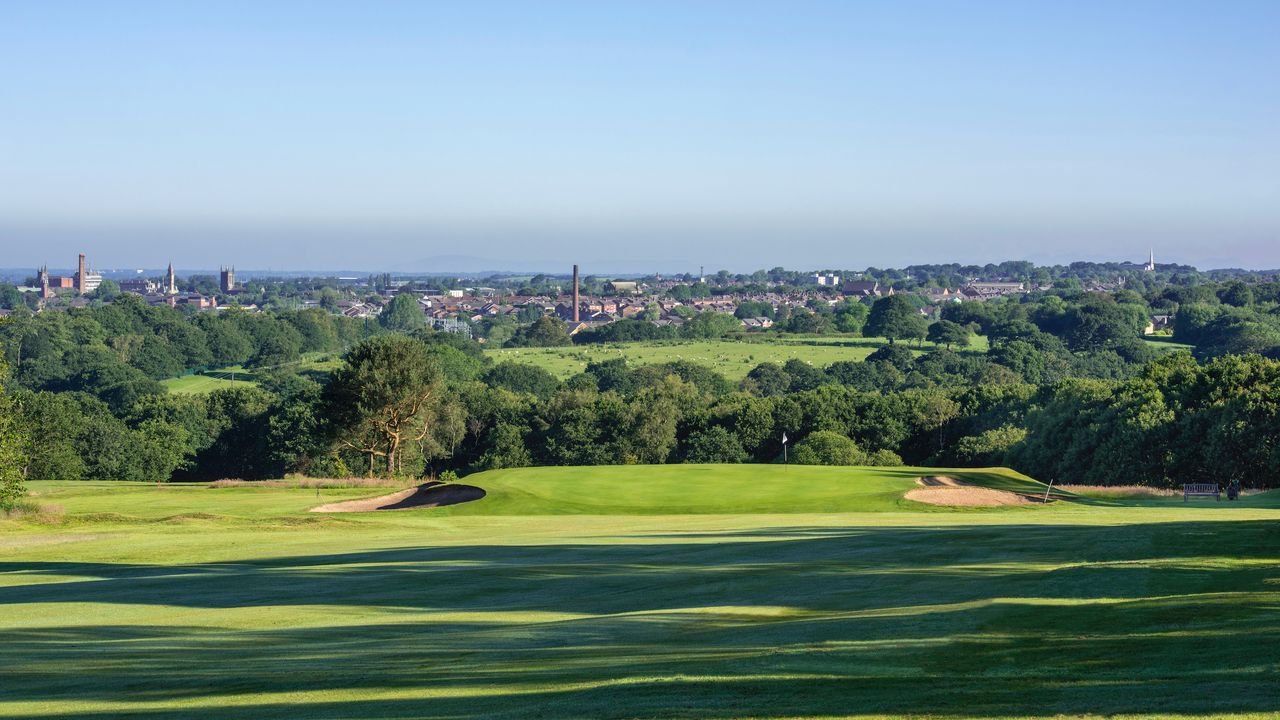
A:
1184 483 1220 501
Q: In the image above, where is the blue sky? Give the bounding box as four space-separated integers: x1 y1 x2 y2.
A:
2 1 1278 272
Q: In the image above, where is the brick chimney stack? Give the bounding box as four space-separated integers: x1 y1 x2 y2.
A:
77 253 87 295
572 264 580 322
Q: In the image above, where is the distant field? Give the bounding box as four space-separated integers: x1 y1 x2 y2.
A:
1143 335 1195 351
488 335 989 380
162 373 257 394
162 352 344 394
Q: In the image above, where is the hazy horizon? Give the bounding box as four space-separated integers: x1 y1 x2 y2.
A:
4 1 1278 271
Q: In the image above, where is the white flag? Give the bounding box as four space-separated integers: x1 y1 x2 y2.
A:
781 432 788 444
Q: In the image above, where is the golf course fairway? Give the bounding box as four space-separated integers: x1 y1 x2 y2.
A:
3 464 1280 719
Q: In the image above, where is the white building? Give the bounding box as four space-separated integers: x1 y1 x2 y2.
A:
811 273 841 287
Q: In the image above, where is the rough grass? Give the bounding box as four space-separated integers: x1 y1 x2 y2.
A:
486 336 988 380
5 466 1280 719
1063 485 1264 499
209 477 408 489
1061 484 1183 498
0 499 63 522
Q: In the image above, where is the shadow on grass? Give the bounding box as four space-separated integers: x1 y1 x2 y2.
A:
3 520 1280 717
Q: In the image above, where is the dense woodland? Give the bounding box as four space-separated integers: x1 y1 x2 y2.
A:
3 272 1280 503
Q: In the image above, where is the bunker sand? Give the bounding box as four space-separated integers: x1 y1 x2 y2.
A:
906 475 1037 506
310 482 486 512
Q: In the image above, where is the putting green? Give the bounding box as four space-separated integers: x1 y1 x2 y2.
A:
4 466 1280 719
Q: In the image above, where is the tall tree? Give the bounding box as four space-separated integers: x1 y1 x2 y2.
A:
865 295 928 344
379 293 427 332
324 336 442 476
927 319 972 349
0 364 28 509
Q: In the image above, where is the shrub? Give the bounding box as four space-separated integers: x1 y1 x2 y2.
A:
864 449 904 467
953 425 1027 466
792 431 863 466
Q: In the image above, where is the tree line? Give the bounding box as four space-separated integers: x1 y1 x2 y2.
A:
5 325 1279 491
4 277 1280 498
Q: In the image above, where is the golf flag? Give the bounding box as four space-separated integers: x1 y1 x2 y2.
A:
781 432 788 444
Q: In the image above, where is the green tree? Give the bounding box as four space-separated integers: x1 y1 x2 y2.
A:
0 365 28 508
866 344 916 371
792 430 863 465
0 284 25 310
484 362 561 399
16 391 88 480
134 419 192 482
197 314 255 367
88 279 121 303
684 425 748 463
681 312 741 339
865 295 928 344
743 362 791 397
379 293 426 332
264 376 326 476
1065 300 1143 351
782 359 825 392
324 335 443 476
477 423 533 470
833 300 869 334
952 425 1027 466
927 319 972 349
1219 281 1254 307
507 316 572 347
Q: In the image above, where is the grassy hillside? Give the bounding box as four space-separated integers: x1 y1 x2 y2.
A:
22 465 1046 519
6 467 1280 719
162 373 258 394
425 464 1044 515
161 352 343 394
486 336 988 380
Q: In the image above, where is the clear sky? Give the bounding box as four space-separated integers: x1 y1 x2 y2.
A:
2 1 1278 272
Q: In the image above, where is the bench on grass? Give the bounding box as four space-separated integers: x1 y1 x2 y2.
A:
1184 483 1220 501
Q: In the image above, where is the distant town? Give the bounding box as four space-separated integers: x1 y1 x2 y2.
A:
2 249 1263 342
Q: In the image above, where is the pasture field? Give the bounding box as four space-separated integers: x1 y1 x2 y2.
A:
487 335 989 380
161 352 343 394
4 465 1280 719
1142 335 1195 352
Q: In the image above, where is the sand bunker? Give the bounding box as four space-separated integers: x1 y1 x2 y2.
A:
905 475 1036 507
310 482 485 513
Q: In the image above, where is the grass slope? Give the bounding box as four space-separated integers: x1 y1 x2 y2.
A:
487 336 988 380
5 466 1280 719
424 464 1045 515
161 373 257 394
161 353 343 394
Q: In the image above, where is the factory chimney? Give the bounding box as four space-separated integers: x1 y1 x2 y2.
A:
77 253 87 295
572 264 580 322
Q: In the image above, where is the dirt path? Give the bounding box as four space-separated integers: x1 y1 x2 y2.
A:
311 482 486 513
905 475 1036 506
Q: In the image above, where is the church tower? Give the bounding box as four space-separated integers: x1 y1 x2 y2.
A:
1144 248 1156 272
220 266 236 293
38 265 52 299
165 263 178 295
